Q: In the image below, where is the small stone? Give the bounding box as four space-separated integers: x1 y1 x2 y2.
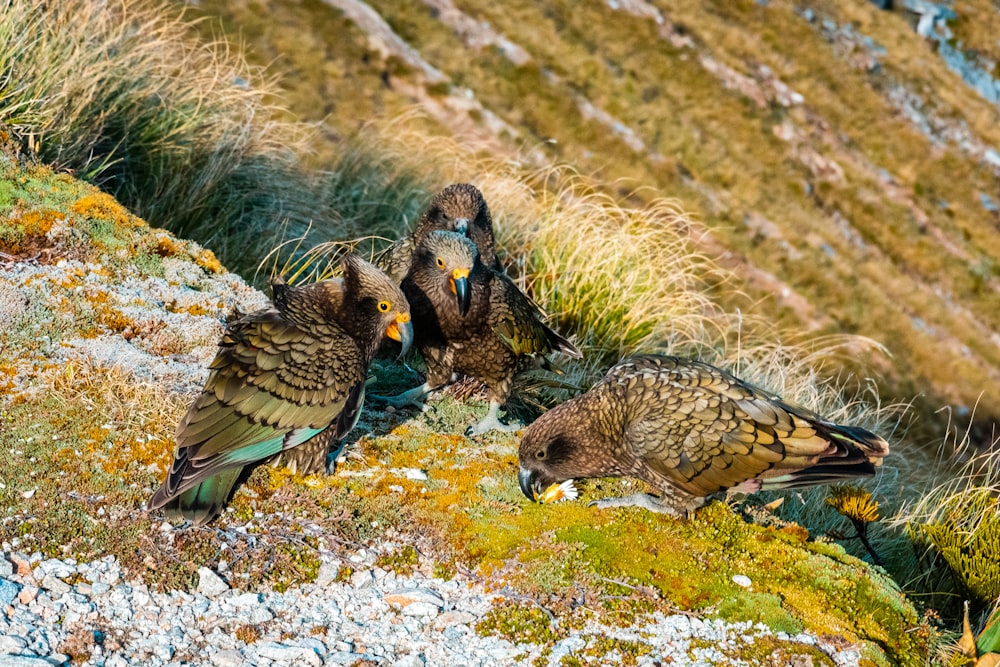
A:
349 570 373 590
256 642 322 666
248 606 274 624
383 588 445 611
315 561 340 587
433 610 476 629
43 653 70 666
41 574 71 596
17 586 37 605
229 593 262 608
0 635 28 655
400 602 441 617
210 650 244 667
153 644 174 661
196 567 229 597
9 554 31 577
0 558 12 578
732 574 752 588
0 657 54 667
37 559 75 579
0 579 21 607
392 654 425 667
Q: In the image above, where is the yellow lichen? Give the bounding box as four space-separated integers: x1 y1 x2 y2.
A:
70 193 143 228
194 248 223 274
156 236 185 258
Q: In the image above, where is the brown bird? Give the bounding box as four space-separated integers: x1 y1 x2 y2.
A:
148 255 412 526
376 230 580 435
518 354 889 515
375 183 500 284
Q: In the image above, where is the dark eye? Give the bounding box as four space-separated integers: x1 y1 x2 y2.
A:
377 300 391 312
535 450 546 460
436 257 445 269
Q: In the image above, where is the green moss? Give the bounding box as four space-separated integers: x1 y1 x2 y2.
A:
578 634 653 665
716 591 802 634
376 544 420 576
475 600 561 645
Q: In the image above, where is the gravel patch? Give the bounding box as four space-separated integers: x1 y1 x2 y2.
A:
0 550 861 666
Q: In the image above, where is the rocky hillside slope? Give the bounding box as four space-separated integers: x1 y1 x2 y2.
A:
179 0 1000 448
0 147 931 664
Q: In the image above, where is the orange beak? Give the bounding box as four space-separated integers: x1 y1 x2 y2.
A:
386 312 413 358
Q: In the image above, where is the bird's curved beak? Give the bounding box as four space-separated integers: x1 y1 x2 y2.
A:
518 466 540 502
450 268 471 316
386 313 413 359
454 218 469 234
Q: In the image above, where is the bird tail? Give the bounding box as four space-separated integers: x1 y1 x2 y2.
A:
761 422 889 491
545 326 582 359
149 466 248 527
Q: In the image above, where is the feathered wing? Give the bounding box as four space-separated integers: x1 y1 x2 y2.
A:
613 355 887 498
149 307 365 524
374 238 415 284
270 379 367 476
490 273 580 359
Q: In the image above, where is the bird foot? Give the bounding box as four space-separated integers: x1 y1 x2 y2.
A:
464 402 521 436
587 492 688 516
370 383 435 412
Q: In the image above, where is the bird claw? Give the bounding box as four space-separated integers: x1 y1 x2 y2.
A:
369 383 434 412
587 493 686 516
464 414 521 437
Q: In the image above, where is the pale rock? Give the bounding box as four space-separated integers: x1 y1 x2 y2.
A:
210 650 244 667
0 657 54 667
392 654 426 667
0 636 28 655
17 586 37 605
732 574 752 588
9 554 31 577
36 559 74 580
315 561 340 587
40 575 71 596
229 593 261 608
350 570 373 590
196 567 229 598
433 610 476 629
0 557 12 578
399 602 440 617
383 588 445 611
255 642 322 666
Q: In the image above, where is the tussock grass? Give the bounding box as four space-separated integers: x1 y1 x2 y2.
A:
0 0 323 269
895 415 1000 620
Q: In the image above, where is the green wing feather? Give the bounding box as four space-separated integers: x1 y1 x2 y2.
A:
149 307 364 524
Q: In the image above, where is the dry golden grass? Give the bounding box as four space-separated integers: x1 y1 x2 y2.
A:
0 0 320 265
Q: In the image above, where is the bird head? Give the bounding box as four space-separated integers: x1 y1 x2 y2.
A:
341 254 413 358
419 231 478 316
416 184 496 267
517 399 617 503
